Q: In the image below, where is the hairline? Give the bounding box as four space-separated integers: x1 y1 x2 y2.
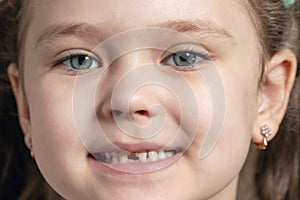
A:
17 0 266 79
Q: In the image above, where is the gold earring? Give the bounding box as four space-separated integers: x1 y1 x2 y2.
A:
256 125 272 150
27 138 35 158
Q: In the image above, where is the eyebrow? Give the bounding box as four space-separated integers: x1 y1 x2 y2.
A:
35 20 233 48
35 23 102 48
155 20 233 39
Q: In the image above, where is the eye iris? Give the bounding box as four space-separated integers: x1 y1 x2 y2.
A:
71 56 92 69
173 52 197 66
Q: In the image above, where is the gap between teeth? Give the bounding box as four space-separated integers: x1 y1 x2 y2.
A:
100 150 176 164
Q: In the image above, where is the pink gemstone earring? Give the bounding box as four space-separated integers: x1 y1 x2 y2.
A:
257 125 272 150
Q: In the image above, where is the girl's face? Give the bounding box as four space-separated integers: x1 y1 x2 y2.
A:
19 0 262 199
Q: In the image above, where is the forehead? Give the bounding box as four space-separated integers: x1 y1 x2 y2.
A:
25 0 255 43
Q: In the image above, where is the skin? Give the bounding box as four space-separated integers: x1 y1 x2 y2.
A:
8 0 297 199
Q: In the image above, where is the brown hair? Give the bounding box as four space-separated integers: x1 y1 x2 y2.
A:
0 0 299 199
0 1 62 200
242 1 300 200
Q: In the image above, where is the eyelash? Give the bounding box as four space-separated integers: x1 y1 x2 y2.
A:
54 52 101 74
53 46 212 75
160 46 212 71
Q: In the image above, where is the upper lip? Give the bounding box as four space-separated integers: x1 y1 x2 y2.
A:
91 142 182 153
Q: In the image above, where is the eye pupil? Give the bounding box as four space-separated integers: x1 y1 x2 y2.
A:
71 56 93 69
173 52 197 66
78 56 87 65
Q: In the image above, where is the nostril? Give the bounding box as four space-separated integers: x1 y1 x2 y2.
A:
111 109 122 117
135 110 149 117
111 109 149 117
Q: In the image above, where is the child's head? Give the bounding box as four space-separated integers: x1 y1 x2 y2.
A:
0 0 299 200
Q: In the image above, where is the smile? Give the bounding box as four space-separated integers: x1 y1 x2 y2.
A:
93 150 178 164
88 143 183 174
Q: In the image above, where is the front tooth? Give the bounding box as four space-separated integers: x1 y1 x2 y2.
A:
158 150 167 160
148 151 158 161
137 152 147 162
119 154 129 163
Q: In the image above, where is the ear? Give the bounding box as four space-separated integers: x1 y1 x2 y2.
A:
252 49 297 144
7 63 32 149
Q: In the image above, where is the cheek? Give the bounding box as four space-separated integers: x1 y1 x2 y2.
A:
26 76 91 198
191 64 259 196
216 70 257 163
28 77 77 154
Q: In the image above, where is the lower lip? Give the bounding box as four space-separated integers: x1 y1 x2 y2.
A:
88 152 183 175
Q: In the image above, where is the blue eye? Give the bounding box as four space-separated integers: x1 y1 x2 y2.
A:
162 51 208 68
62 55 101 70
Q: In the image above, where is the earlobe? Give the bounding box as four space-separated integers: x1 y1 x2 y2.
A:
7 63 31 145
252 49 297 146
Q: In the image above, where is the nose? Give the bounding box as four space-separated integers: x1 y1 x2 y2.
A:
111 86 161 127
96 52 167 128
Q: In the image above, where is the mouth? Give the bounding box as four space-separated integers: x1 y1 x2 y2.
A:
88 143 183 174
92 149 178 164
